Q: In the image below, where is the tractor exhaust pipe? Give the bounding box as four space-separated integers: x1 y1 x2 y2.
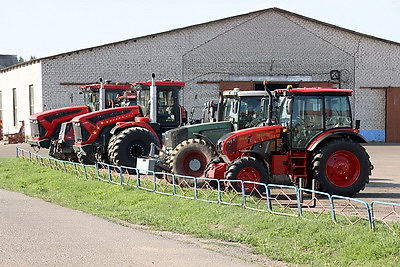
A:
99 78 105 110
150 73 157 123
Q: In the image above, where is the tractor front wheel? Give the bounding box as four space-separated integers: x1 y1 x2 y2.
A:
311 138 371 196
225 156 268 194
170 138 217 178
108 127 160 168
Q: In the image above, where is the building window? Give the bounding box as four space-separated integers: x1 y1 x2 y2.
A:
13 88 17 126
29 84 34 115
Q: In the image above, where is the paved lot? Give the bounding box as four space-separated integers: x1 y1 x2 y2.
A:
357 144 400 204
1 189 280 267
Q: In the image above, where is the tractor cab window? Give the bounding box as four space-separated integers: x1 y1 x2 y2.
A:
83 90 99 112
137 86 181 125
137 89 150 116
238 96 263 129
222 97 234 121
105 89 127 109
290 96 324 148
276 97 291 126
157 90 176 123
324 96 351 129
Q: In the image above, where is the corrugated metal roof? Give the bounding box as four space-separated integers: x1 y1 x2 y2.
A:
0 54 18 69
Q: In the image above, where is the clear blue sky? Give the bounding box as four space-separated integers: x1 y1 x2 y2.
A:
2 0 400 60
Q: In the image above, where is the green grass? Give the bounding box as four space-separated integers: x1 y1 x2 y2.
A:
0 157 399 266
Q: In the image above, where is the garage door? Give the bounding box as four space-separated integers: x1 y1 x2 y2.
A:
219 81 254 92
386 87 400 143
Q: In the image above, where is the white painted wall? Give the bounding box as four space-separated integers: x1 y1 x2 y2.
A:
0 62 42 135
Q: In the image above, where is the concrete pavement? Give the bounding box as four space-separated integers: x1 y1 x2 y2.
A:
0 189 281 266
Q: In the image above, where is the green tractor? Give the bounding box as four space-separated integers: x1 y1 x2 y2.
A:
160 88 270 177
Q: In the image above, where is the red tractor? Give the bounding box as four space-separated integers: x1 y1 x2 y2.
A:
72 74 187 166
206 87 373 197
29 81 135 160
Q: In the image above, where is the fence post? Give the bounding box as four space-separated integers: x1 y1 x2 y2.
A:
95 162 100 180
194 178 198 200
266 185 272 213
172 175 177 195
119 167 124 185
295 188 303 217
83 165 88 180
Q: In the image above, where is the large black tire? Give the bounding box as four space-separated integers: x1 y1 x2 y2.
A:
225 156 268 194
107 134 119 163
170 138 217 178
107 127 160 168
311 138 371 197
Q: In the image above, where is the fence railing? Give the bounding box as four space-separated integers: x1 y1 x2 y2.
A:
16 147 400 233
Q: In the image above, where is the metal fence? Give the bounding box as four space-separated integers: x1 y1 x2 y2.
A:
16 147 400 233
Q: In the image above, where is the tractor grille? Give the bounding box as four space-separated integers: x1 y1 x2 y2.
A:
164 127 188 148
30 119 46 139
73 122 90 143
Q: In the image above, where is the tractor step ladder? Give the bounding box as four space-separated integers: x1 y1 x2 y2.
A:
289 150 308 180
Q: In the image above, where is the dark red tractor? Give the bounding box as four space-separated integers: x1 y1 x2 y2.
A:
29 82 133 159
72 74 187 166
206 87 373 196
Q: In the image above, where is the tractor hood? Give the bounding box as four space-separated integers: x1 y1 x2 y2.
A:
29 106 90 143
163 121 233 149
72 106 142 145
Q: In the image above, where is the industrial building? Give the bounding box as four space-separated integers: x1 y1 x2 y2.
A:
0 8 399 142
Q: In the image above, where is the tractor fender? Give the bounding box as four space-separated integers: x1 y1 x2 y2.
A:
239 149 268 161
193 132 215 149
307 130 368 152
237 149 272 179
110 121 161 144
110 121 135 135
238 149 271 170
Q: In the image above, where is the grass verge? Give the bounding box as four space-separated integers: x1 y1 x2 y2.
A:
0 157 399 266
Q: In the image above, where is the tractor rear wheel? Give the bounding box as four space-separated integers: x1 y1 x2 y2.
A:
225 156 268 194
108 127 160 168
170 138 217 178
311 138 371 196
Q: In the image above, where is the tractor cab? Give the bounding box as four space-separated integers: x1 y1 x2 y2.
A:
40 82 136 160
220 89 270 130
275 87 354 149
80 82 136 111
132 79 186 131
